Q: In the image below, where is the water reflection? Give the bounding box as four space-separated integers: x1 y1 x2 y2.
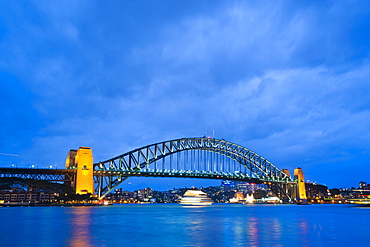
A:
181 206 222 246
68 207 93 247
2 204 369 246
298 217 310 246
181 206 208 208
180 205 288 246
63 205 312 246
268 218 282 246
245 216 284 246
246 217 260 246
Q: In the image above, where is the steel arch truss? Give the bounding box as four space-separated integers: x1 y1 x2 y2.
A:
94 137 294 200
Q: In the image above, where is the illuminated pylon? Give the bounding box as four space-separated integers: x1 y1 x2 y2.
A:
294 167 307 201
66 149 77 169
282 169 291 178
66 147 94 195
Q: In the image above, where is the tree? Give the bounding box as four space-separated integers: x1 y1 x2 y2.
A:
253 189 267 199
330 188 341 196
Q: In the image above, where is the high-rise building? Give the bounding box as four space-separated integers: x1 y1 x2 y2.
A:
221 180 236 192
359 181 367 189
237 182 249 192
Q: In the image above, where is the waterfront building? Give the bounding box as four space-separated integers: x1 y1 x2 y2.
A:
137 187 153 202
229 191 249 203
238 182 266 194
237 182 248 192
221 180 236 192
359 181 367 189
305 183 328 200
0 191 56 204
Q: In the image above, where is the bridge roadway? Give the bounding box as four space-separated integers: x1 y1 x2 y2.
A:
0 167 284 185
0 168 75 181
0 168 287 183
94 170 283 183
0 168 273 184
0 167 293 198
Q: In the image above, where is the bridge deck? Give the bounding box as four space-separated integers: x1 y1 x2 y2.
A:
0 168 75 181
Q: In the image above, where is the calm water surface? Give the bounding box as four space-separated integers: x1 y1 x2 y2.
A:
0 204 368 247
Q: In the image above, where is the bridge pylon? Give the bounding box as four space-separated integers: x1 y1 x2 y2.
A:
294 167 307 202
66 147 94 195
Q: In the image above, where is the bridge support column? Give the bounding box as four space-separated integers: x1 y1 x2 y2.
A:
66 149 77 189
281 169 298 202
294 167 307 202
66 147 94 195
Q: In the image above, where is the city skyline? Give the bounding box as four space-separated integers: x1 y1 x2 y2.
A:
1 1 370 190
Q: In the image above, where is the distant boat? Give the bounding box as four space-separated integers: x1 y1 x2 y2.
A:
347 198 370 206
179 190 213 206
255 196 281 204
347 190 370 206
297 201 312 205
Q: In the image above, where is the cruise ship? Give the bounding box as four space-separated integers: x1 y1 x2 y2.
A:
347 198 370 206
347 190 370 206
179 190 213 206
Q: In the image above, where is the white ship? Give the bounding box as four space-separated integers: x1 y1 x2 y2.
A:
347 190 370 206
179 190 213 206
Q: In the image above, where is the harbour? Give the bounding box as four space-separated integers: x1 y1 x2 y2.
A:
2 203 369 246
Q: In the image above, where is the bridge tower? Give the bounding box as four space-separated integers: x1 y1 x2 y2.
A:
65 147 94 195
294 167 307 201
66 149 77 169
282 169 291 178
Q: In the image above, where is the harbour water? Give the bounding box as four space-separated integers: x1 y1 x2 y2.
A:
1 204 369 247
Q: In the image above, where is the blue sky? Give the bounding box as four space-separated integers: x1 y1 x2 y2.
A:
1 0 370 190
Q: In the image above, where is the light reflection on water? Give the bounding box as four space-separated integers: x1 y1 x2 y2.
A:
69 207 93 247
247 217 260 246
1 204 370 246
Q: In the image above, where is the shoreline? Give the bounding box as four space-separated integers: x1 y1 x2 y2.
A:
0 203 106 207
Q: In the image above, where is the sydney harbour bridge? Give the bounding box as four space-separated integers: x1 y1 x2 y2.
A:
0 137 303 202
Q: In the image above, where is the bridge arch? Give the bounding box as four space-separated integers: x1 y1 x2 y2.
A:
94 137 294 200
